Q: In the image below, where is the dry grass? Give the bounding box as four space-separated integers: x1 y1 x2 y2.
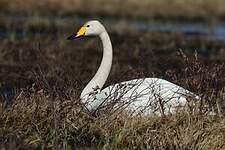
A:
1 83 225 149
1 19 225 148
1 0 225 21
0 36 225 149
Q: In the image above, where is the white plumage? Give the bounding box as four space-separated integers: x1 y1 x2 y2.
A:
67 20 197 116
83 78 196 116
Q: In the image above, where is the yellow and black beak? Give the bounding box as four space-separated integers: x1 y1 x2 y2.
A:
67 26 86 40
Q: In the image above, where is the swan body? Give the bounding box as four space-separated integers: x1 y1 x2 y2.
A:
67 20 197 116
84 78 195 116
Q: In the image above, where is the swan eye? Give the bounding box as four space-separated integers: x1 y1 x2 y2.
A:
87 25 90 27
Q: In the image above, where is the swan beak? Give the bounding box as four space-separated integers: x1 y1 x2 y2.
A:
67 34 77 40
67 26 86 40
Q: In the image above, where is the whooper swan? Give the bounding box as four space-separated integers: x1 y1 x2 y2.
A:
67 20 197 116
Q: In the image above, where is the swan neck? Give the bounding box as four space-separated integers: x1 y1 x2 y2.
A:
81 31 113 99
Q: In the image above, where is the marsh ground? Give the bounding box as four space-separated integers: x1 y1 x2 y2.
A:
1 0 225 21
1 0 225 149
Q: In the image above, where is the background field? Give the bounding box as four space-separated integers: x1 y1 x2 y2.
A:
1 0 225 149
1 0 225 21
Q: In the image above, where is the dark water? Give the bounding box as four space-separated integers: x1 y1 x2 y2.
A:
131 21 225 41
103 18 225 41
1 16 225 41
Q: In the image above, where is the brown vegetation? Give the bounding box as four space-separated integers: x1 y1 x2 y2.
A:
1 28 225 148
1 92 225 149
1 6 225 147
1 0 225 21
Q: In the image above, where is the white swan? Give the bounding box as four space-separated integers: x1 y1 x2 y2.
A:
67 20 197 116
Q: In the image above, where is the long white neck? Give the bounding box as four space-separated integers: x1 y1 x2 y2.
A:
80 31 113 99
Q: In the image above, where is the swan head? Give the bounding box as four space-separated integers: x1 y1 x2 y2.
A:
67 20 106 40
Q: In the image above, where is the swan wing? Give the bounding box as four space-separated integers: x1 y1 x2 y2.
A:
99 78 196 115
